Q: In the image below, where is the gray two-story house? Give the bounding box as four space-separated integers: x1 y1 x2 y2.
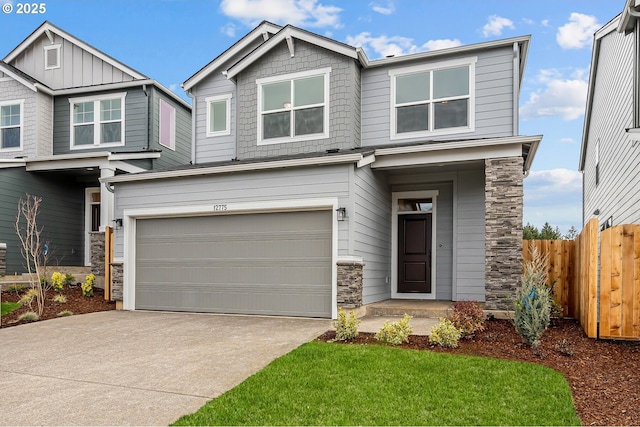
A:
581 0 640 229
104 22 541 318
0 22 191 276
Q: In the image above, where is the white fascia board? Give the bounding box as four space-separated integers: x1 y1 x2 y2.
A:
26 151 112 163
102 153 364 184
109 160 147 174
580 35 601 171
182 22 282 91
373 135 541 156
0 64 37 92
524 138 540 172
0 159 26 168
372 143 523 169
26 156 110 172
4 22 146 80
226 27 358 80
108 151 162 161
357 154 375 168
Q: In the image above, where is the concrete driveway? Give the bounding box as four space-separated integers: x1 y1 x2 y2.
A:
0 311 330 426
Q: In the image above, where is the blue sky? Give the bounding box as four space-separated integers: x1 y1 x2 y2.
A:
0 0 625 234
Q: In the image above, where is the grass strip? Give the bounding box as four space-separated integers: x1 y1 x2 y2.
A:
1 301 21 317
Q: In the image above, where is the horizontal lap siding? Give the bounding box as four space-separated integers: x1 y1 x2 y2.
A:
149 88 192 169
353 166 391 304
114 164 352 258
361 46 514 147
583 30 640 226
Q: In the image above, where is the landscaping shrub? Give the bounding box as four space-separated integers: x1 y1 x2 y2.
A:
82 274 95 297
515 246 551 348
51 271 65 292
53 294 67 304
57 310 73 317
18 311 39 322
375 314 412 345
18 288 39 309
429 318 462 348
63 274 75 286
448 300 485 338
333 307 361 341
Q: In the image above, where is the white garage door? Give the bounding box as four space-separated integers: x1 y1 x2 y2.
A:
134 210 332 317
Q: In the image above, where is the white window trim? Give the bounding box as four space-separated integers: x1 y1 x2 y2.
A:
159 98 176 151
69 92 126 150
391 190 439 300
389 57 477 140
205 94 232 137
0 99 24 152
44 44 61 70
256 67 331 146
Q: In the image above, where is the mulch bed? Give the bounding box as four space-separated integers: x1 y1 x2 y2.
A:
318 318 640 426
1 284 115 328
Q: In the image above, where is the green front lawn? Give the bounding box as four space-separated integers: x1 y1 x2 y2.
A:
173 341 580 426
1 301 21 317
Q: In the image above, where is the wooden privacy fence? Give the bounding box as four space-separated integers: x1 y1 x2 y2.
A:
523 219 640 340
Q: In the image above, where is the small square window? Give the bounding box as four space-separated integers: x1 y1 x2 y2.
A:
44 45 61 70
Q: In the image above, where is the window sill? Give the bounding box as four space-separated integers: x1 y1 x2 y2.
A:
258 132 329 146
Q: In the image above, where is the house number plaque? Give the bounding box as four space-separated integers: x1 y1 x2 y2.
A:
213 204 228 211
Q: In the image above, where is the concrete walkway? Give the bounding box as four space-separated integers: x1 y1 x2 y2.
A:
358 315 439 334
0 311 330 426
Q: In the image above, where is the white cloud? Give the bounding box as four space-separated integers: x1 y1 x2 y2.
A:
482 15 514 37
560 137 576 144
346 33 461 58
422 39 462 51
520 68 588 121
524 168 583 232
221 23 237 37
220 0 342 28
541 19 550 27
371 1 395 15
556 13 600 50
168 83 178 92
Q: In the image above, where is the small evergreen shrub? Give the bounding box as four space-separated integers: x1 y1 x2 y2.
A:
429 318 462 348
57 310 74 317
18 311 39 322
7 284 26 294
448 301 485 338
51 271 65 292
333 307 361 341
18 288 38 308
63 274 75 286
82 274 95 297
53 294 67 304
515 245 552 348
375 314 412 345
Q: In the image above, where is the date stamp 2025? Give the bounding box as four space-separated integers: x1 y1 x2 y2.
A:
2 2 47 14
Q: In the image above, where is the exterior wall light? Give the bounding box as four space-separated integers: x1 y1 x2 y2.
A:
336 207 347 221
113 218 123 229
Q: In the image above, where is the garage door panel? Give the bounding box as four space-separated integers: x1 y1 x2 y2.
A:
135 210 332 317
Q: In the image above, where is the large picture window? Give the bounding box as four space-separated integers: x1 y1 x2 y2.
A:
257 68 330 145
70 93 126 149
390 58 475 139
0 100 23 150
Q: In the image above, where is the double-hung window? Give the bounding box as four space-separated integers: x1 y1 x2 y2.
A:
257 68 330 145
390 57 476 139
0 100 23 151
70 93 126 149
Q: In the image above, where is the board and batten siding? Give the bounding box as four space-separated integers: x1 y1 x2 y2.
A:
193 74 237 163
352 166 392 304
53 88 148 155
0 167 84 273
361 46 515 147
388 172 454 300
149 87 192 169
8 33 137 90
583 29 640 226
113 164 352 258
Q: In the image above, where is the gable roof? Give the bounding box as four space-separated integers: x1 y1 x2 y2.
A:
182 21 282 91
3 21 147 81
0 60 52 94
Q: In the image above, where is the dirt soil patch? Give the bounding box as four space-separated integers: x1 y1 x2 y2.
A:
319 318 640 426
1 284 115 328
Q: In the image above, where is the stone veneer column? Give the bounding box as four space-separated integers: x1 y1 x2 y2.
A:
111 262 123 302
336 260 364 309
0 243 6 276
485 157 524 310
89 232 105 289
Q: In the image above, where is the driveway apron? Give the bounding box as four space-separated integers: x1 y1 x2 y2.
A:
0 311 330 426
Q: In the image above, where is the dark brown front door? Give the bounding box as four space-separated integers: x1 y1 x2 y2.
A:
398 214 432 293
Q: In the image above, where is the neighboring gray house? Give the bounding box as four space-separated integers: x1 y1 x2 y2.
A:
580 1 640 229
104 22 541 318
0 22 191 275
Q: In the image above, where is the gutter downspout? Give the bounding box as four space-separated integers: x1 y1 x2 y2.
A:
512 42 520 136
187 89 196 165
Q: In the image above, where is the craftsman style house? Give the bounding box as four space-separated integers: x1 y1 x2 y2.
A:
0 22 191 275
104 22 541 318
581 0 640 228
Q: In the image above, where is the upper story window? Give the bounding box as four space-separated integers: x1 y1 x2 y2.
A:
389 57 476 139
159 99 176 150
206 94 231 137
0 100 23 151
44 44 61 70
256 67 330 145
70 92 126 149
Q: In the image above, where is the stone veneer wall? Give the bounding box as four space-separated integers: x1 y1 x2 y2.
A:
337 260 364 309
111 262 123 301
485 157 524 310
0 243 6 276
89 232 105 289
